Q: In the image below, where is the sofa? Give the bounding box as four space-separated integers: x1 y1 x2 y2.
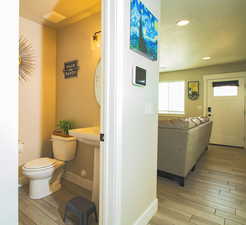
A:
157 117 212 186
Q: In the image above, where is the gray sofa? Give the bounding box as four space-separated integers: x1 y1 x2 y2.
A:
157 117 212 186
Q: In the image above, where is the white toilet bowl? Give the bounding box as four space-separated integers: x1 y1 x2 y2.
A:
22 135 77 199
22 158 64 199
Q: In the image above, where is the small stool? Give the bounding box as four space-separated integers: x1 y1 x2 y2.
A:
64 196 98 225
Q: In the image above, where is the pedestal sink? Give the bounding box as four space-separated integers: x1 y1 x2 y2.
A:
69 127 100 208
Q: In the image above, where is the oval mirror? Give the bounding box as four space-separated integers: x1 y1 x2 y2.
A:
95 59 102 106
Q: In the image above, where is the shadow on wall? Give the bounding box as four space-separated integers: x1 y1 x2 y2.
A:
41 27 57 158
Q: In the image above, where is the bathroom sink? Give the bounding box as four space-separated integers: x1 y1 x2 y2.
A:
69 126 100 147
69 126 101 208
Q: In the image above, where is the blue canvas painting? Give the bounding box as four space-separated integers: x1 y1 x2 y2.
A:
130 0 158 61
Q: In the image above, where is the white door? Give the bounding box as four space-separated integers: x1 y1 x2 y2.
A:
207 78 245 147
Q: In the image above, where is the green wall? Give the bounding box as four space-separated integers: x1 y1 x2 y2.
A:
159 61 246 119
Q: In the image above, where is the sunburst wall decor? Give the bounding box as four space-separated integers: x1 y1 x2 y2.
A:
19 36 35 80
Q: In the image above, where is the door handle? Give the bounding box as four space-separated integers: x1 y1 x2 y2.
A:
208 107 212 112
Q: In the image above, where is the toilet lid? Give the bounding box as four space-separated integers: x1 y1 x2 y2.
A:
23 158 56 170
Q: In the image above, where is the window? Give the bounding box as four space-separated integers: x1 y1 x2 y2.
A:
159 81 185 114
213 86 238 96
212 80 239 96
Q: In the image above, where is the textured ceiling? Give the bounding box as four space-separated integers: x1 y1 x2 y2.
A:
20 0 100 28
160 0 246 72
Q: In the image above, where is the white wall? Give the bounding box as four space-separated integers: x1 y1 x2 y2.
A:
19 17 42 165
19 17 56 167
120 1 160 224
102 0 160 224
0 0 18 223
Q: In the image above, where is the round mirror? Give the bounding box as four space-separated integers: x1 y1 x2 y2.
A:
95 59 102 106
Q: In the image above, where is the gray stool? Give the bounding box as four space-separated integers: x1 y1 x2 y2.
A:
63 196 98 225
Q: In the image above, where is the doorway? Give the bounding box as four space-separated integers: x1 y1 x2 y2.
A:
204 73 246 147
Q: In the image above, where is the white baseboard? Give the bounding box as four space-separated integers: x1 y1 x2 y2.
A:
63 171 93 191
133 199 158 225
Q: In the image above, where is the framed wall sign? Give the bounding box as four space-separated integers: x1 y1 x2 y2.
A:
63 60 79 79
188 81 199 100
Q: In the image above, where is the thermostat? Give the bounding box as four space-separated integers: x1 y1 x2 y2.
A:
132 66 146 87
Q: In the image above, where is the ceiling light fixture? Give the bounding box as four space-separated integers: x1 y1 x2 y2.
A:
202 56 211 60
176 20 190 26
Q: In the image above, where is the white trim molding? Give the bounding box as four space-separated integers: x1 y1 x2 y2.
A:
134 199 158 225
100 0 124 224
63 171 93 191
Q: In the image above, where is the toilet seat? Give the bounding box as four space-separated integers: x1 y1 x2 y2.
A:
23 158 57 171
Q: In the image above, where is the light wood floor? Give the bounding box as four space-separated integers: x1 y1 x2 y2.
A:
150 145 246 225
19 180 98 225
19 145 246 225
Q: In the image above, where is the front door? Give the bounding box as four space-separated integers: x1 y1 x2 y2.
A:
207 78 245 147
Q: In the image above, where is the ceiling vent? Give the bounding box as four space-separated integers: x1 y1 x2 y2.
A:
43 11 66 23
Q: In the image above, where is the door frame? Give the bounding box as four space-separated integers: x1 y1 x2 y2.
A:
203 71 246 148
100 0 124 224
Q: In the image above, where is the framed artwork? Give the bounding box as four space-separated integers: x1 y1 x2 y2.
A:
19 36 35 80
130 0 158 61
188 81 199 100
63 60 79 79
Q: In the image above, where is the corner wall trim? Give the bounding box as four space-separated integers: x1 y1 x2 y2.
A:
133 199 158 225
63 171 93 191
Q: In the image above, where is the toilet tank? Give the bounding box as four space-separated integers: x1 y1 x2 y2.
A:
51 135 77 161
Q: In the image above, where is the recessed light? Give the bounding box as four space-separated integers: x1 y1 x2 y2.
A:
176 20 190 26
202 56 211 60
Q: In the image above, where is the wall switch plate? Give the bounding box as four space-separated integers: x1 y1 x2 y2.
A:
132 66 147 87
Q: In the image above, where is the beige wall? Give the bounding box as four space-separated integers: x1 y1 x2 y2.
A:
19 16 56 184
56 13 101 180
159 61 246 119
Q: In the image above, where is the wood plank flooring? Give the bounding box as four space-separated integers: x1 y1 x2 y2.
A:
19 180 98 225
150 145 246 225
19 145 246 225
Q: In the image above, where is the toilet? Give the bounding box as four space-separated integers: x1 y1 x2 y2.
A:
22 135 77 199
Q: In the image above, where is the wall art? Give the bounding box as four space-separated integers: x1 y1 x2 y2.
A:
130 0 158 61
63 60 79 79
19 36 35 80
188 81 199 100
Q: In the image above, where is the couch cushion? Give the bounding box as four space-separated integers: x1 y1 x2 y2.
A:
159 118 196 130
198 117 209 123
159 117 209 130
